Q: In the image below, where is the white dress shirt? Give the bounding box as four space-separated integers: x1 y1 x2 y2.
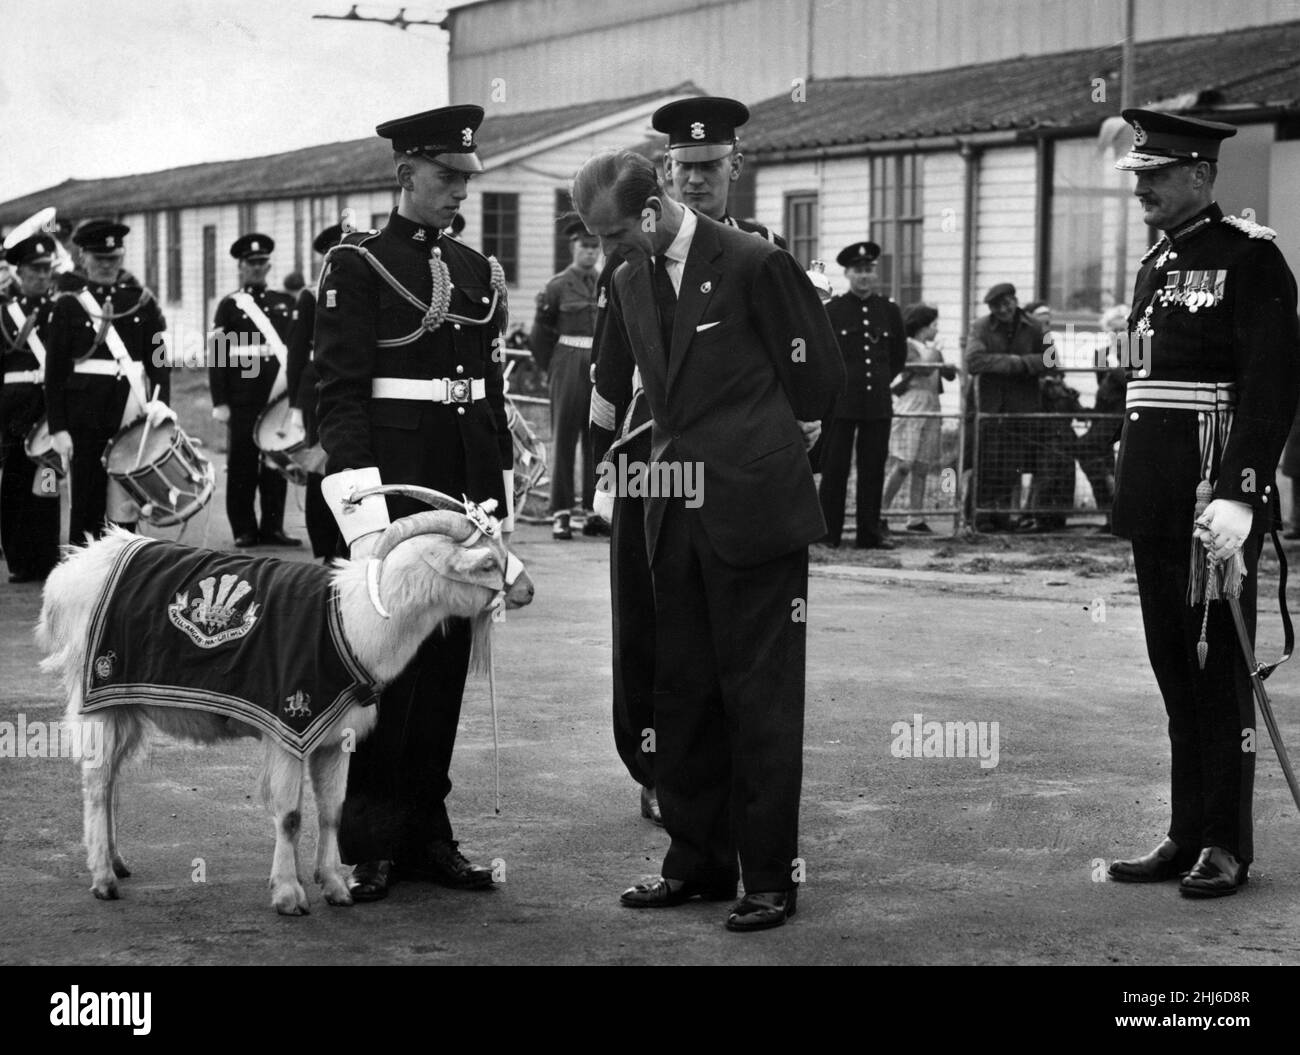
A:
659 207 697 296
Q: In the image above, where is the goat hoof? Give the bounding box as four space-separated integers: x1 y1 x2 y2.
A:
325 890 354 907
271 881 310 915
91 880 120 900
112 857 131 879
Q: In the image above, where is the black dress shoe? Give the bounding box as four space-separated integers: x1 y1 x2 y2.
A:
346 859 395 902
855 536 896 550
725 887 798 931
582 513 611 537
640 785 663 826
620 876 737 908
234 532 259 548
260 529 301 547
1108 837 1197 883
402 840 494 890
1180 846 1248 899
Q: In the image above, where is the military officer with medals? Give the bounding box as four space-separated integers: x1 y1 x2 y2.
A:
45 220 173 543
589 96 789 827
315 104 514 901
1106 110 1300 898
818 241 907 549
209 234 300 548
0 233 60 581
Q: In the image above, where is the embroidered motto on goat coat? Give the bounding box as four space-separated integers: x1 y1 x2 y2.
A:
80 538 377 758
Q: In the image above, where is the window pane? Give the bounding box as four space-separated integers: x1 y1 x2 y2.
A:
482 192 519 284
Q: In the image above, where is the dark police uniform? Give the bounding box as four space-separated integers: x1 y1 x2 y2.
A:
819 241 906 548
315 104 511 886
591 97 790 804
0 234 60 581
45 221 170 543
209 234 295 546
1108 110 1300 892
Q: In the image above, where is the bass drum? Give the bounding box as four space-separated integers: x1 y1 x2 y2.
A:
103 417 214 527
254 393 326 486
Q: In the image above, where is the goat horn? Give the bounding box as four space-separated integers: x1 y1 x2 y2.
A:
347 484 466 513
367 510 479 618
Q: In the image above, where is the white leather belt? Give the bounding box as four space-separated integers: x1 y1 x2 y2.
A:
3 370 42 384
557 335 594 349
1126 379 1238 412
372 377 487 403
73 359 123 376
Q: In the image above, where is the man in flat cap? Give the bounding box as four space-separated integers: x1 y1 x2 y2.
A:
590 96 789 827
284 224 345 561
44 220 173 543
531 222 602 540
1106 109 1300 898
0 233 61 581
209 233 299 548
818 241 906 549
316 104 517 901
964 282 1052 531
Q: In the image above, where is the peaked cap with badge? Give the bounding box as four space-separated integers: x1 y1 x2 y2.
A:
72 220 130 255
836 241 881 269
4 233 57 267
653 96 750 163
377 103 485 173
231 233 275 261
1115 108 1238 172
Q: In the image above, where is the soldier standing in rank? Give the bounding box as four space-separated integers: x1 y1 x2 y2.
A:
285 224 344 561
316 104 513 901
209 234 300 549
45 220 174 543
0 234 61 581
817 241 906 549
531 223 603 540
1105 110 1300 897
589 95 788 827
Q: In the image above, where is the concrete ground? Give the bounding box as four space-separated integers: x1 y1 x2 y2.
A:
3 479 1299 966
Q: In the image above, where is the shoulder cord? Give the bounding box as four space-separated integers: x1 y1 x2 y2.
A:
55 286 154 360
1 300 39 353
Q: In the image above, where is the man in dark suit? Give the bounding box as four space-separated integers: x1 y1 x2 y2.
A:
964 282 1051 531
1105 109 1300 898
818 241 907 548
574 148 844 931
316 104 513 902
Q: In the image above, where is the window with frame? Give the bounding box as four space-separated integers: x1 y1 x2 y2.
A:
869 154 924 306
165 210 182 303
202 225 217 304
237 202 257 236
482 192 519 284
144 212 160 295
783 193 818 269
554 189 574 275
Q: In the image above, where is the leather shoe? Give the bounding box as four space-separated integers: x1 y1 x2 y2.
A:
346 859 395 902
260 529 301 547
1108 837 1196 883
233 532 259 548
855 536 896 550
725 887 798 931
1180 846 1248 899
639 785 663 826
402 840 494 890
620 876 737 908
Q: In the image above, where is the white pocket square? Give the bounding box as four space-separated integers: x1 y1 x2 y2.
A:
695 321 721 332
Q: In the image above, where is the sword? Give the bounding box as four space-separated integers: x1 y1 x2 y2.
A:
1225 593 1300 815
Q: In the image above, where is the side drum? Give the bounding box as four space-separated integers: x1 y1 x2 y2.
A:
103 418 214 527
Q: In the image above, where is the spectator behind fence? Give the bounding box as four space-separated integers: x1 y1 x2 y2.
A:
964 282 1052 531
1074 304 1130 529
1024 299 1075 532
881 304 955 532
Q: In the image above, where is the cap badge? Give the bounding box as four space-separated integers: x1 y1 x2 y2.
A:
1132 120 1147 147
413 228 426 242
690 122 706 140
105 236 116 248
461 127 473 147
858 246 867 256
251 240 260 251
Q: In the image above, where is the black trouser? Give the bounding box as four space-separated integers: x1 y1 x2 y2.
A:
303 472 340 559
1131 535 1260 863
0 440 60 576
339 617 472 865
68 425 119 544
1076 431 1116 513
548 344 594 514
1029 423 1075 525
226 404 286 539
611 482 656 789
651 498 807 893
818 416 889 545
976 419 1037 516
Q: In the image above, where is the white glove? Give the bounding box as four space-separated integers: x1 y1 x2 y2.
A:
50 430 74 472
289 408 305 431
144 400 177 428
212 404 231 424
797 419 822 451
1194 499 1253 562
321 466 390 548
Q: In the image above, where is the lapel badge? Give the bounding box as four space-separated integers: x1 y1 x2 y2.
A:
326 290 338 309
700 281 712 294
413 228 427 243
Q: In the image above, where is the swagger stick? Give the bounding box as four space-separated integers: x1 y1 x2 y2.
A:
1226 594 1300 815
132 384 162 470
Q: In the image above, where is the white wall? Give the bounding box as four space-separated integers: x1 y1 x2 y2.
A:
973 146 1039 329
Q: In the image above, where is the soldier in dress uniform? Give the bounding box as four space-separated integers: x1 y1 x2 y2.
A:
589 96 789 826
1105 110 1300 897
818 241 907 549
209 234 300 548
285 224 344 560
45 220 173 543
0 234 61 581
315 104 513 901
531 222 602 540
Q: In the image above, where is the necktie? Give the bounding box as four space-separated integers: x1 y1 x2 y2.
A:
653 254 677 363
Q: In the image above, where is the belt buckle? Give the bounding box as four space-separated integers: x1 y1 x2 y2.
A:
446 378 471 404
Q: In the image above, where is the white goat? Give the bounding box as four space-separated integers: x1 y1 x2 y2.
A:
36 492 533 915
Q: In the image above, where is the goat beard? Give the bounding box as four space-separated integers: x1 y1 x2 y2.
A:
466 609 495 678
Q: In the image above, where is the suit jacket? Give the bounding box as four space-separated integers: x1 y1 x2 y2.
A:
825 292 906 420
601 212 844 567
964 309 1049 414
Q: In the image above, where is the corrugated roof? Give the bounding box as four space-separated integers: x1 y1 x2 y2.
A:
742 19 1300 156
0 83 699 226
